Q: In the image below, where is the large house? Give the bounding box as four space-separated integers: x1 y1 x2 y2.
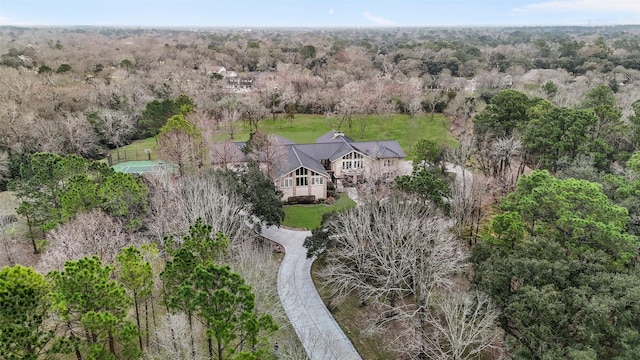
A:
212 131 406 202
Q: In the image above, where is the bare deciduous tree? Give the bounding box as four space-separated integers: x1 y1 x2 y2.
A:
450 176 488 246
405 77 424 118
231 240 286 322
59 112 100 157
157 115 204 176
0 200 18 267
97 109 136 150
0 150 9 184
245 132 289 179
320 196 470 358
223 107 241 139
0 102 39 154
238 95 269 131
445 91 482 130
210 141 245 170
146 172 251 251
421 291 503 360
37 209 139 273
320 197 465 308
476 135 526 196
150 313 206 360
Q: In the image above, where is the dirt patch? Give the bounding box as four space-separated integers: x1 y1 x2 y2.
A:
448 116 473 138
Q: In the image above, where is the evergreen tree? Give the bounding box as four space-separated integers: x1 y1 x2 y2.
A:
176 262 278 360
0 265 55 360
49 256 139 360
116 246 155 352
472 171 640 358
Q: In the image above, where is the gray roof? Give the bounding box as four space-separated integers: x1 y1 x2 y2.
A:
294 142 352 162
271 134 295 145
351 141 406 159
296 137 405 161
231 132 405 180
276 145 330 179
316 130 355 144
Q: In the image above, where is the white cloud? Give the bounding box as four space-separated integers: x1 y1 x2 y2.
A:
329 8 334 15
515 0 640 13
363 12 394 26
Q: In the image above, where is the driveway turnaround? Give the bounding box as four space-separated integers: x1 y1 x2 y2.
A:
261 226 362 360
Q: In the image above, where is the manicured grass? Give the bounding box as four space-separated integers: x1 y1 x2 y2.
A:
107 137 159 163
214 114 457 158
110 113 456 162
282 194 356 230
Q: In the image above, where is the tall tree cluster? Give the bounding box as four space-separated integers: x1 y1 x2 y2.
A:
472 84 636 197
311 194 503 359
1 143 291 358
1 219 280 360
8 153 147 253
468 76 640 359
472 170 640 359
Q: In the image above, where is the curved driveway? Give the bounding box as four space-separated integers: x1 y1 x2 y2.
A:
261 162 471 359
261 226 362 360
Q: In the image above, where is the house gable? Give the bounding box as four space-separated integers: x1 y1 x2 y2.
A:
277 165 329 202
220 131 406 202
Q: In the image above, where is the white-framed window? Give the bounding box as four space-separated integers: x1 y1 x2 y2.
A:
311 176 324 185
383 159 395 167
342 160 352 170
342 152 364 170
295 168 308 186
280 176 293 187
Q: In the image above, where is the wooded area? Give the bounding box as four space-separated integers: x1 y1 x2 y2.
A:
3 25 640 359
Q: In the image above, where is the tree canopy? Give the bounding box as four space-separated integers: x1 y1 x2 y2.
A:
157 113 203 176
218 162 284 230
0 265 54 360
140 94 195 138
9 153 148 249
472 171 640 359
473 89 535 140
48 256 139 360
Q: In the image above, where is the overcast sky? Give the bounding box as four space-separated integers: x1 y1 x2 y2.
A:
1 0 639 27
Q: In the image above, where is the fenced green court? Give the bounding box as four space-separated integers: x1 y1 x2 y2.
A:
111 160 176 174
106 148 156 167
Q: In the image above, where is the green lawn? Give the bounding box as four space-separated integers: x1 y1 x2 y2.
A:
107 137 159 163
110 113 456 162
214 114 457 158
282 194 356 230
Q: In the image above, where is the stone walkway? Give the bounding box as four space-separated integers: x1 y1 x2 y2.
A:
261 226 362 360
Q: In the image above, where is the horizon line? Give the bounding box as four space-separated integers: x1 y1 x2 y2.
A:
2 23 640 29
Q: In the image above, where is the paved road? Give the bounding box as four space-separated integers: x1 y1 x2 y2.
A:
261 226 362 360
261 162 470 359
445 162 475 197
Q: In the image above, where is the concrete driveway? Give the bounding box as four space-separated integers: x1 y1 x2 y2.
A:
261 226 362 360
